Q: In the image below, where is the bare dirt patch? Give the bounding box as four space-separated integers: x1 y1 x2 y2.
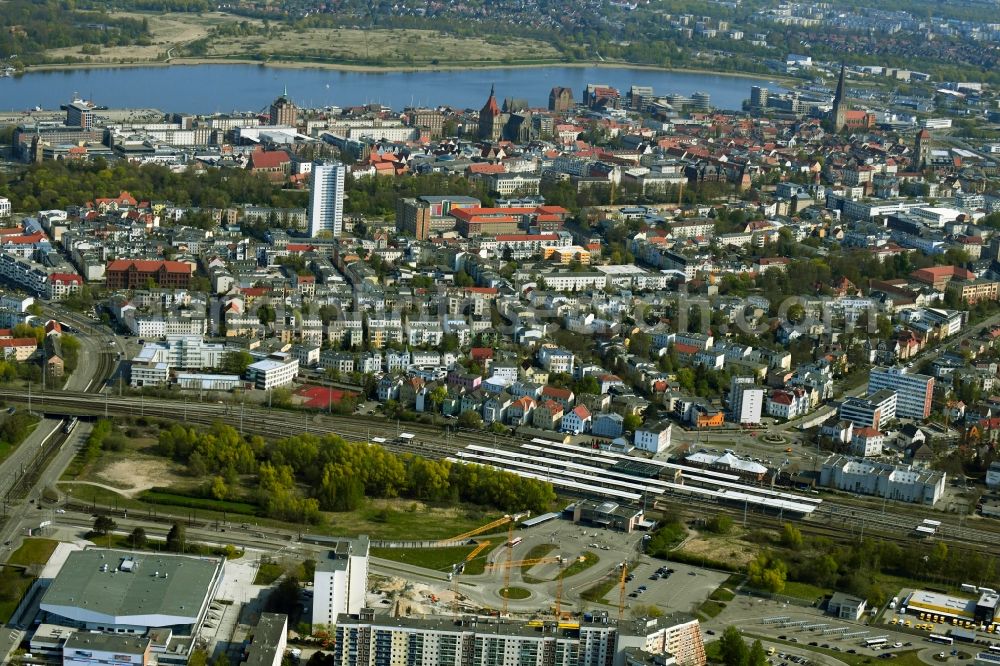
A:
677 533 762 569
92 457 186 497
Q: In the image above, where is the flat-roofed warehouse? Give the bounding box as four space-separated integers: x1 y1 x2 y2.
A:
39 549 224 633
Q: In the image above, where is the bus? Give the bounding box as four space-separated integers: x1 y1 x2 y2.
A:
507 537 523 548
928 635 953 646
987 645 1000 654
864 639 888 649
63 417 79 434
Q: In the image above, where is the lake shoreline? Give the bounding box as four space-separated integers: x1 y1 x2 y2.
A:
19 57 797 85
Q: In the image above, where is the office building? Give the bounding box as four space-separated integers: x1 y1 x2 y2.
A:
247 353 299 390
820 455 946 505
312 536 370 630
308 160 346 238
729 376 764 425
66 98 95 130
838 389 897 429
867 366 934 419
332 610 705 666
105 260 192 290
63 633 152 666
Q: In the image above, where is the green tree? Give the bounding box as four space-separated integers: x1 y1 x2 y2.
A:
129 527 147 549
457 410 483 429
221 350 253 375
188 650 209 666
780 523 803 550
622 413 642 432
748 552 787 593
748 639 768 666
719 626 749 666
166 522 185 552
706 514 733 534
93 515 116 536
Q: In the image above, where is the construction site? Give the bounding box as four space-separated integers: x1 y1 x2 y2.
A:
367 513 729 627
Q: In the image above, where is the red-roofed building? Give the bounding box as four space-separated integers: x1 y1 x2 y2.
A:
249 149 291 182
105 260 192 290
0 337 37 361
48 273 83 300
561 405 592 434
910 265 975 291
450 206 570 237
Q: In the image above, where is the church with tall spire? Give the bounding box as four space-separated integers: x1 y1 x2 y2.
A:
477 84 507 141
828 64 848 133
269 86 297 127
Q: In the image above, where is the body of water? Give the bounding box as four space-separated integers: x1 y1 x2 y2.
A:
0 64 780 114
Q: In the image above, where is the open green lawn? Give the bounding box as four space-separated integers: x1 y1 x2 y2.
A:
0 539 59 623
499 586 531 600
254 561 286 585
372 545 476 573
524 543 557 561
558 552 598 579
7 538 57 567
699 599 727 619
581 577 619 604
778 581 830 602
709 586 736 602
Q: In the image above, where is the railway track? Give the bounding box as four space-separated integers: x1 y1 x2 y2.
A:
10 389 1000 553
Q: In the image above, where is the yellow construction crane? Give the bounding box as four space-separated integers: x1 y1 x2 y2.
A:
465 540 491 561
554 559 567 619
502 521 515 615
436 514 514 546
618 561 628 621
486 555 564 573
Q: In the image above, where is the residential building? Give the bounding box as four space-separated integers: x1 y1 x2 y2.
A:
331 610 706 666
242 613 288 666
592 413 624 439
634 421 673 453
308 160 346 238
729 376 764 425
766 388 809 420
867 366 934 419
312 536 370 630
850 427 884 457
532 399 564 430
562 405 592 434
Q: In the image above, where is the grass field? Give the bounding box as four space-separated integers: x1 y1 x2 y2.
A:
499 586 531 600
254 561 286 585
372 545 476 573
698 599 727 619
207 27 563 66
40 12 563 68
558 552 598 580
581 576 619 604
0 539 58 623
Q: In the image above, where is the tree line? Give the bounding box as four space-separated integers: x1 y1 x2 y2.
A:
0 0 150 64
155 422 556 523
0 159 306 215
